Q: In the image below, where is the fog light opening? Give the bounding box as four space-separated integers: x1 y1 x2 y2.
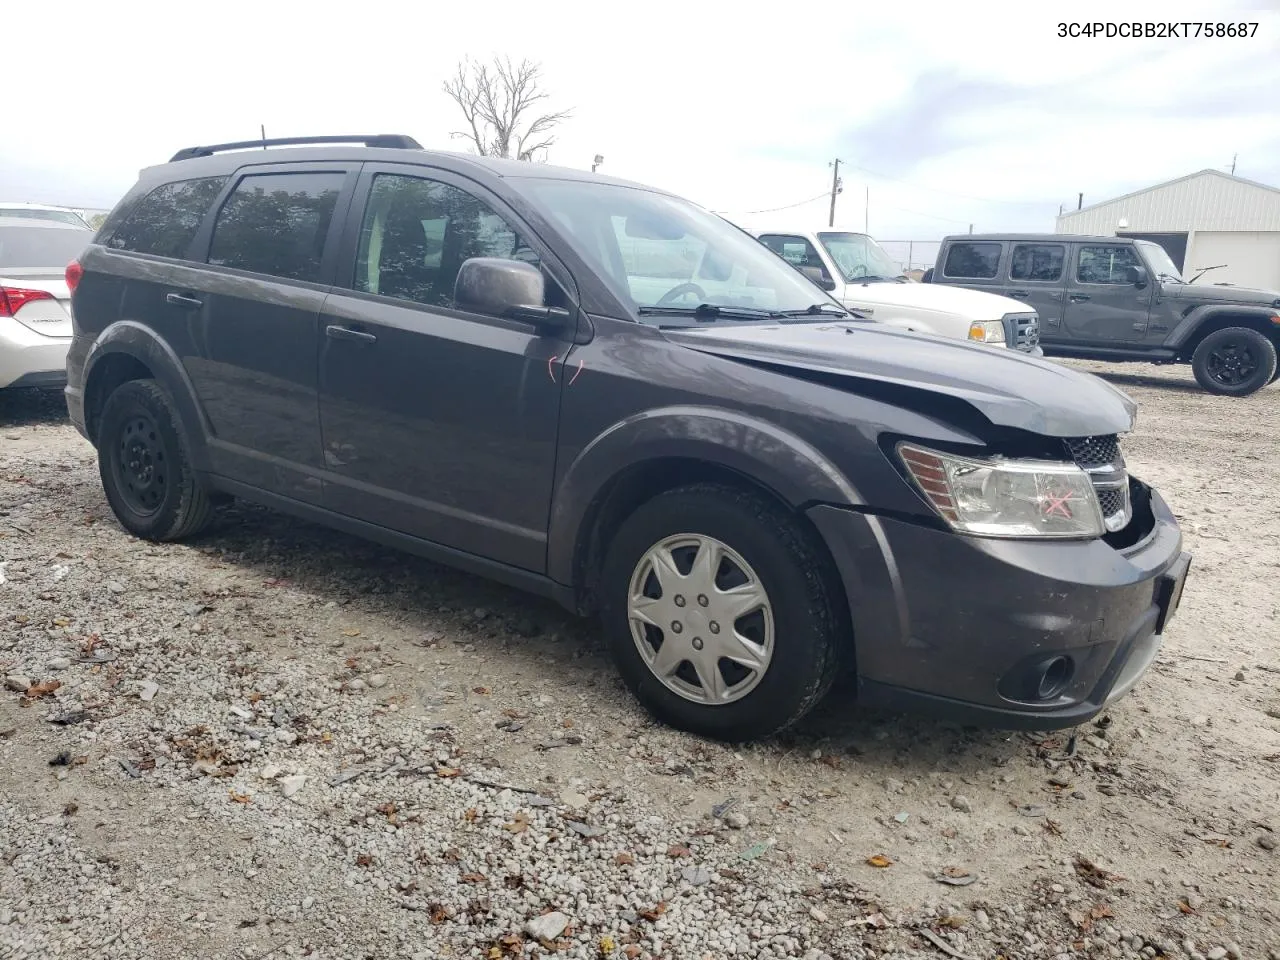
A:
1037 656 1073 700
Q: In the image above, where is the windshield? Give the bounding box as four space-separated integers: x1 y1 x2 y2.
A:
0 207 90 228
516 179 837 320
1134 240 1183 282
817 231 904 282
0 225 93 269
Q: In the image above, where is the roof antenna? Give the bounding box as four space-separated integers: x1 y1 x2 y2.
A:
261 125 267 150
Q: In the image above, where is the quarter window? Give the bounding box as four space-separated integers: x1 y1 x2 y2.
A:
1077 245 1142 284
103 177 228 259
354 174 540 309
942 242 1002 279
1010 244 1066 282
208 172 345 283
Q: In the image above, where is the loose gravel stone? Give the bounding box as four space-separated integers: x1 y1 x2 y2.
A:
951 795 973 813
524 911 570 940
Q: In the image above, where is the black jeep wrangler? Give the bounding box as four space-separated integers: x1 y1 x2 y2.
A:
929 233 1280 396
64 135 1190 741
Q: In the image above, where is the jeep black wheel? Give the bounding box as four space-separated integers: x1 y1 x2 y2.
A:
98 379 214 541
599 483 845 742
1191 327 1278 396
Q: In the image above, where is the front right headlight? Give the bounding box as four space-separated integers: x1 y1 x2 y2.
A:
898 443 1104 539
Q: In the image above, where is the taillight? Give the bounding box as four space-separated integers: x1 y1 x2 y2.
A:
0 286 55 318
65 259 84 293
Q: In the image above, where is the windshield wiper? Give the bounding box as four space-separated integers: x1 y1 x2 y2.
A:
776 302 851 318
1156 272 1184 284
637 303 782 322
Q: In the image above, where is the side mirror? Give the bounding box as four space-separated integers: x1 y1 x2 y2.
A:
454 257 570 328
799 264 837 292
1126 264 1149 288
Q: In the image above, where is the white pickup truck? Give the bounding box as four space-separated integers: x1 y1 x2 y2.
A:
751 227 1042 355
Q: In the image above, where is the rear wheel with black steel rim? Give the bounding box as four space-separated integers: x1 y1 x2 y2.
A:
599 484 845 742
1190 327 1278 396
97 379 213 541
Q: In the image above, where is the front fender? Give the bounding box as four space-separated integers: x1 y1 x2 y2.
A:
82 321 211 470
1164 303 1280 349
545 405 863 585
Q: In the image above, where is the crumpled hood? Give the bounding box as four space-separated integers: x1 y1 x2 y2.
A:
1164 282 1280 306
839 279 1027 320
664 321 1137 437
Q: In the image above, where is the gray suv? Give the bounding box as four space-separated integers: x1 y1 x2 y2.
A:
64 135 1190 741
929 233 1280 396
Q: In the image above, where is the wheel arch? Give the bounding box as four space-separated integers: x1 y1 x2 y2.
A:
82 322 211 470
547 407 863 617
1167 306 1280 358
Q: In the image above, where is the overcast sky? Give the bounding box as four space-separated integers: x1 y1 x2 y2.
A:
6 0 1279 246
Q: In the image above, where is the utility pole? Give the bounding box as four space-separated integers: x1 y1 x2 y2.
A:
968 223 973 234
1230 154 1237 175
592 154 603 173
1077 192 1083 210
260 124 267 149
828 159 842 227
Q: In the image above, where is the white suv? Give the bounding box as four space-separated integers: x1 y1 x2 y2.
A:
0 218 90 390
753 228 1042 355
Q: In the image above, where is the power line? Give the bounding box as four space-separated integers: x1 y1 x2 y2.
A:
724 191 831 216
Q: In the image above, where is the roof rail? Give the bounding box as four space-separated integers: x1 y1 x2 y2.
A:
168 134 423 163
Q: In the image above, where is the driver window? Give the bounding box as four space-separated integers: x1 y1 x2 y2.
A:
759 234 831 281
355 174 541 309
1077 245 1141 285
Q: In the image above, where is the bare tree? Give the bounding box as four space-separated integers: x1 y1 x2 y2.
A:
443 57 572 161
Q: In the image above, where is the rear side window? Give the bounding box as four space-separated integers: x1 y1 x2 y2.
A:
942 242 1002 279
208 172 345 283
103 176 228 258
1010 244 1065 282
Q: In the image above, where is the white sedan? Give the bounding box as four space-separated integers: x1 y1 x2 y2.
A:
0 217 92 391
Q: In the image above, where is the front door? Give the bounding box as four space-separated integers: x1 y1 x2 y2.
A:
317 165 574 573
1061 243 1153 343
1003 241 1067 344
180 164 358 502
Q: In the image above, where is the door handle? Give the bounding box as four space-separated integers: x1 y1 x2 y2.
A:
1069 294 1091 303
325 324 377 344
165 292 203 309
1008 290 1030 298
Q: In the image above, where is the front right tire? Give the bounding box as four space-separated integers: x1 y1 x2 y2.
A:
1190 327 1278 396
599 483 845 742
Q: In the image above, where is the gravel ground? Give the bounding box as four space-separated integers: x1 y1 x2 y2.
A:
1 361 1278 960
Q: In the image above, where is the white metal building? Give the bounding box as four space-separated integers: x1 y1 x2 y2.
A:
1055 169 1280 289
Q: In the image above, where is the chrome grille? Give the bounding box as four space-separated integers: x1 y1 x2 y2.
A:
1064 435 1131 532
1015 314 1040 351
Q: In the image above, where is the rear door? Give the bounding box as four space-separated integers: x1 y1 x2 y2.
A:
1003 241 1067 344
177 163 359 502
1061 242 1153 343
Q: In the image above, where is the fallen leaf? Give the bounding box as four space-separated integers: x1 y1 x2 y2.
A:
1073 856 1123 889
623 947 641 959
562 718 574 728
638 901 668 922
614 852 635 866
820 754 842 769
464 807 479 823
52 617 70 627
461 872 487 884
436 766 462 778
936 915 966 929
1043 818 1063 836
487 948 502 960
667 844 691 858
1178 901 1195 915
342 629 361 637
429 903 449 924
25 680 61 698
866 854 894 868
228 791 252 804
501 708 528 720
356 853 373 868
473 686 491 695
1089 904 1113 921
504 813 530 834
